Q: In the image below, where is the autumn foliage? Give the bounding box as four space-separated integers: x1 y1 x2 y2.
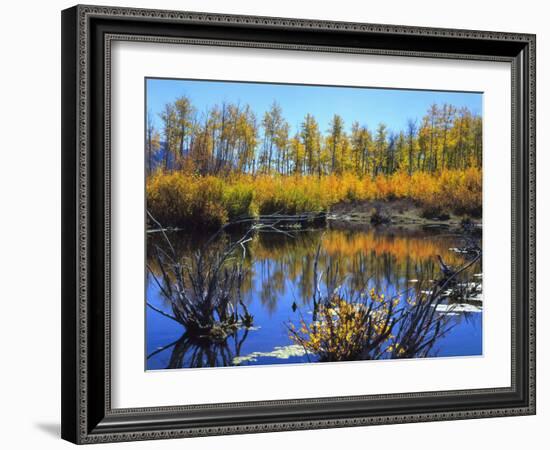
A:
288 293 397 362
146 95 482 228
146 168 481 229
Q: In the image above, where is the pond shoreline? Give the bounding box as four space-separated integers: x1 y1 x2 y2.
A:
328 198 481 231
147 223 483 369
147 198 482 236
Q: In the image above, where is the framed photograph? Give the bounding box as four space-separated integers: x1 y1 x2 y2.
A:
61 4 536 444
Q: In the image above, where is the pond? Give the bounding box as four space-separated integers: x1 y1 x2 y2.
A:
146 225 482 370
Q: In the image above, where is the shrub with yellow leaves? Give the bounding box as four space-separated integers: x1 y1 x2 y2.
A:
288 279 459 362
146 168 482 229
288 290 397 362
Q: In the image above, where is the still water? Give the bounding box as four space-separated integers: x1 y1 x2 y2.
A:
146 226 482 370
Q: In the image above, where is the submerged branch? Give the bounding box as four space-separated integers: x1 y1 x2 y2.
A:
146 301 180 324
288 228 481 362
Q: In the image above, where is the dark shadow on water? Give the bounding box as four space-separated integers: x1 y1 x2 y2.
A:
35 422 60 438
148 328 251 369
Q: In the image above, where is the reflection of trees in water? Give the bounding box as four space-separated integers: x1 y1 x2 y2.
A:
246 230 478 313
289 235 482 362
148 227 481 316
255 259 289 314
146 216 258 350
147 225 482 368
148 329 250 369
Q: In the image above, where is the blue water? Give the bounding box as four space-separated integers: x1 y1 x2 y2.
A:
146 228 482 370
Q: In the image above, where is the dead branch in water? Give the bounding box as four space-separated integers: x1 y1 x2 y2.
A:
147 212 304 341
288 228 482 362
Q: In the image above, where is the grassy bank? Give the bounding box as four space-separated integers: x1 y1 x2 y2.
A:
146 168 481 229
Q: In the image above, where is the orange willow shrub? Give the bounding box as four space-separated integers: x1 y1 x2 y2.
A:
253 175 335 214
222 180 257 219
146 168 482 228
408 168 482 216
146 171 228 229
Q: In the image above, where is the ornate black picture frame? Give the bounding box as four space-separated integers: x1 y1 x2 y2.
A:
61 4 536 444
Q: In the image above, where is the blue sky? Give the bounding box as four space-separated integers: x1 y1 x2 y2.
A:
146 78 482 136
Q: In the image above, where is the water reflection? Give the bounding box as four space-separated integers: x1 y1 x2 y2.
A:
146 226 482 369
148 329 251 369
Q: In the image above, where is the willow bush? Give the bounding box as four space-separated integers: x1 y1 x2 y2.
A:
288 291 398 362
146 168 482 229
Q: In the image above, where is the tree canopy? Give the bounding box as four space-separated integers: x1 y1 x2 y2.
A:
149 97 482 177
